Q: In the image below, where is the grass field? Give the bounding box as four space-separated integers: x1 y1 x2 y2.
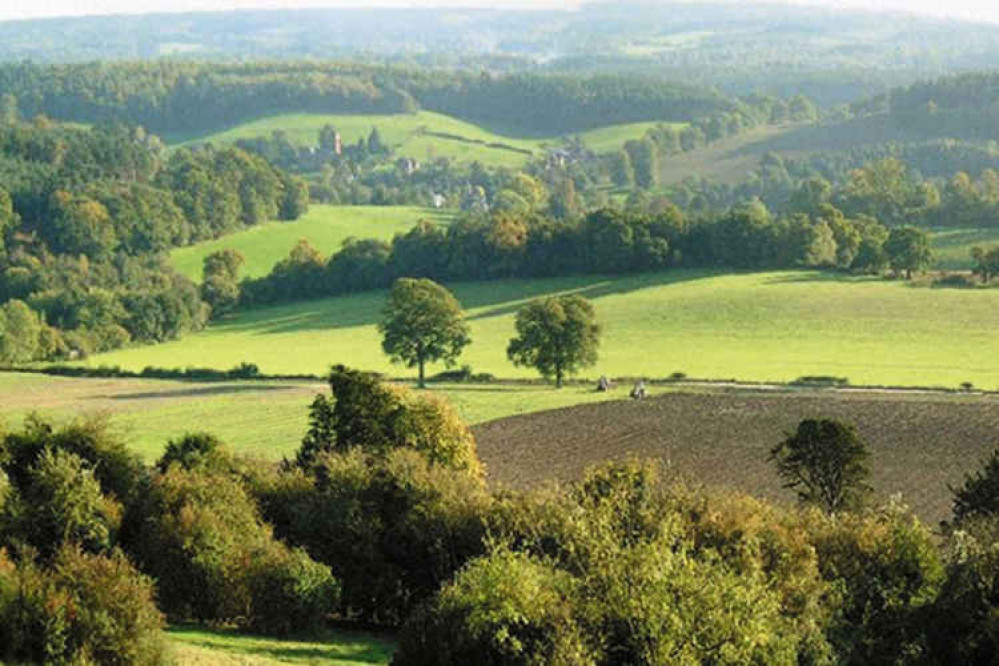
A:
930 227 999 270
167 626 395 665
76 270 999 390
0 372 672 462
171 110 683 166
169 205 447 280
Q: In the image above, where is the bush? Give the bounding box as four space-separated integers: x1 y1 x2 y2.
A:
394 549 596 666
0 546 166 666
126 464 337 633
0 414 145 505
950 450 999 526
262 448 491 626
1 449 122 559
157 432 234 474
295 366 482 476
246 543 340 637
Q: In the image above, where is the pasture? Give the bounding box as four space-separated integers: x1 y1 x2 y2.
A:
475 388 999 525
170 110 681 166
169 205 447 280
78 270 999 390
0 372 667 462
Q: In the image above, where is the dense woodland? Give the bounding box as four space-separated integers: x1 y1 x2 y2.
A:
3 368 999 664
0 117 309 362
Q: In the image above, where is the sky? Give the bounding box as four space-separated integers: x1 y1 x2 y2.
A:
2 0 999 24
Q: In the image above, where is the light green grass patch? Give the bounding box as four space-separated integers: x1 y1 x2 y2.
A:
167 625 395 666
575 121 688 153
930 227 999 270
77 270 999 390
170 205 447 280
0 372 662 462
171 111 549 168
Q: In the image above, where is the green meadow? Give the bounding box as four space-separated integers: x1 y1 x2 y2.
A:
166 625 395 666
928 227 999 270
0 371 671 462
77 270 999 390
169 205 447 280
171 110 680 166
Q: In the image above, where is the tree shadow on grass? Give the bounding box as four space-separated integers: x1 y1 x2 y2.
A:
100 385 300 401
228 269 728 336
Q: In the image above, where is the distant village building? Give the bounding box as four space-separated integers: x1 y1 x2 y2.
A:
334 132 343 156
432 193 447 209
396 157 420 176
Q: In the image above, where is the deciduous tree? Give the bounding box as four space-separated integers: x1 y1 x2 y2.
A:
507 295 601 388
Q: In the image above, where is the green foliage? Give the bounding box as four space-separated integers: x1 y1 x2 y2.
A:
261 447 491 626
201 248 246 317
507 294 601 388
157 432 234 474
805 502 944 664
379 278 471 388
770 419 871 513
950 450 999 526
885 226 933 279
0 299 46 364
1 449 122 559
395 549 596 666
0 546 166 666
127 463 338 632
295 366 480 474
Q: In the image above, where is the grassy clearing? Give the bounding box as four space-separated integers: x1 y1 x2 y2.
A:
77 270 999 390
169 205 446 280
172 111 547 168
171 110 686 167
658 124 797 186
0 372 670 462
930 227 999 270
166 625 395 665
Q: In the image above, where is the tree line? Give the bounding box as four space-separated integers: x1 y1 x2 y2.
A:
4 367 999 663
229 200 928 313
0 62 748 138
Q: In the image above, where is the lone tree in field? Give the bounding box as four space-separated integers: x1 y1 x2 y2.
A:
507 295 601 389
769 419 871 513
380 278 471 389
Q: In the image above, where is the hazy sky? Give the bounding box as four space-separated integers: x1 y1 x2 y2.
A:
2 0 999 24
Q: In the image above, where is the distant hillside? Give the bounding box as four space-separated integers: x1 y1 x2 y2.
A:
0 61 733 139
4 3 999 106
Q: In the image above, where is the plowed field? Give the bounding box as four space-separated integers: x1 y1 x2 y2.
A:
474 389 999 525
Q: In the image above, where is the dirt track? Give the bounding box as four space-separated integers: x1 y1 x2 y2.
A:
473 389 999 525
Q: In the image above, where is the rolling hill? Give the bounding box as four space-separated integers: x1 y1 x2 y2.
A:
172 111 687 167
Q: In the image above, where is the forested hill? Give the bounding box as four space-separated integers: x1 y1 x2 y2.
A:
0 62 737 137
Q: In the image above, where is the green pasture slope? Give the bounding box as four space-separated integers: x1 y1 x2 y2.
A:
170 205 448 280
171 110 682 167
930 228 999 270
79 270 999 390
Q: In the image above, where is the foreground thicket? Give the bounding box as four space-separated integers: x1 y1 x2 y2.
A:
3 369 999 663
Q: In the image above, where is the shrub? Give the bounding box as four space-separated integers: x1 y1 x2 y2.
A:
264 448 491 625
1 449 122 559
295 366 482 476
0 546 165 666
950 449 999 526
0 414 145 505
246 543 340 637
394 549 596 666
126 464 337 633
803 500 943 664
157 432 234 473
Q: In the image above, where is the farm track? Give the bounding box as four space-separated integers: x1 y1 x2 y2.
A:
473 388 999 525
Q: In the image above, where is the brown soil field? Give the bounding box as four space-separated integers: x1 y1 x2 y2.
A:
473 388 999 526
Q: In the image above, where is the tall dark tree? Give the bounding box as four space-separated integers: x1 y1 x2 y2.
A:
507 295 601 389
379 278 471 388
769 419 871 513
885 226 932 279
